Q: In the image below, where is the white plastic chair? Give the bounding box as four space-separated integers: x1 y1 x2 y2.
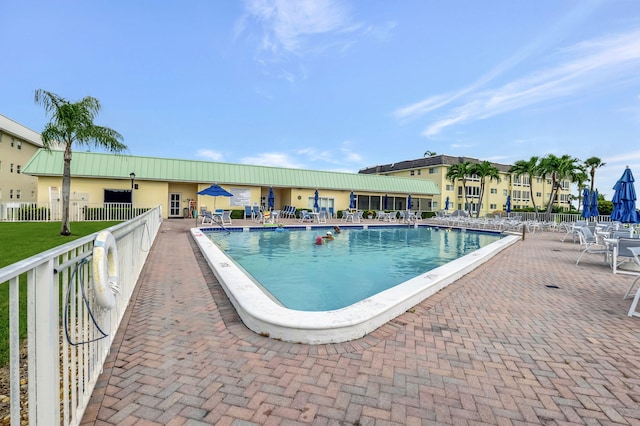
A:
624 247 640 317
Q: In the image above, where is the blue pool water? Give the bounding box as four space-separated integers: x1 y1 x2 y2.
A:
206 226 502 311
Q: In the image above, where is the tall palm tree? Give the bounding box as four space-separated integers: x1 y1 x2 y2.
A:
584 156 606 193
571 167 589 212
509 156 540 217
445 161 472 215
539 154 581 218
468 161 501 217
35 89 126 235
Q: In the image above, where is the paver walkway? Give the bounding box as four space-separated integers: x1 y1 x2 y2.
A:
82 219 640 425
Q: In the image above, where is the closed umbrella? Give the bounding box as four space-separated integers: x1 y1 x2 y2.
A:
445 196 450 211
197 184 233 210
581 188 591 219
407 195 413 210
611 166 639 225
590 190 599 219
268 187 275 210
383 194 388 210
314 189 319 211
349 191 356 209
505 195 511 214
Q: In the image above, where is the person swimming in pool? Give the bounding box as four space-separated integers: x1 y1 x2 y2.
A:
323 231 334 241
333 226 341 234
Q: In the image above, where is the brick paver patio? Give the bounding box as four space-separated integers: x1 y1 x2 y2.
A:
82 219 640 425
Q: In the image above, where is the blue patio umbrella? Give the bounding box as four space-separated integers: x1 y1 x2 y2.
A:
267 186 275 210
314 189 319 211
383 194 388 210
407 195 413 210
349 191 356 209
197 183 233 210
445 196 450 211
581 188 591 219
611 166 639 224
505 195 511 213
590 190 599 218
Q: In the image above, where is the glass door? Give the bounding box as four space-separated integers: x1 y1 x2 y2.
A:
169 193 182 217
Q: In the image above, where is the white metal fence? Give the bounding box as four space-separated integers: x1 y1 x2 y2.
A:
0 206 163 425
0 202 150 222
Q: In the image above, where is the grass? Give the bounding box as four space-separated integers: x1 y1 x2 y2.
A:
0 221 121 366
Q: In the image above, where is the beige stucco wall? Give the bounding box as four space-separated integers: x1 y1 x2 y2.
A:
0 132 40 202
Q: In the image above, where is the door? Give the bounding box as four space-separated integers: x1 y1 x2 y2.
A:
169 193 182 217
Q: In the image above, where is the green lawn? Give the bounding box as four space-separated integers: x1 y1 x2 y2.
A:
0 221 121 366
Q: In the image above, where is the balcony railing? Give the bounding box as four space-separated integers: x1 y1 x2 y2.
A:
0 206 163 425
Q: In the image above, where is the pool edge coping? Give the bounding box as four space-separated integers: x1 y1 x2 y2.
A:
191 227 521 344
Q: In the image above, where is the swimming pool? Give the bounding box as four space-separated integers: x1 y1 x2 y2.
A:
191 225 520 344
207 227 502 311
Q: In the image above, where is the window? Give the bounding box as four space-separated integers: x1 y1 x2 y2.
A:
17 141 22 150
410 170 415 176
9 190 13 199
16 165 21 174
467 186 480 197
104 189 133 204
490 188 497 194
503 189 508 196
417 169 421 175
536 192 542 197
10 138 14 147
16 190 21 200
429 168 436 174
446 184 454 191
10 163 13 173
490 204 496 210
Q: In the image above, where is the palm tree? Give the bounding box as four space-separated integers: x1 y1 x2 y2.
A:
571 167 589 212
584 156 606 193
468 161 501 217
424 150 437 157
35 90 126 235
509 156 540 217
445 161 472 215
539 154 581 218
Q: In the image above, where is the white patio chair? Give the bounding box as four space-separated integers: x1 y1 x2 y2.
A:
624 247 640 317
575 227 611 265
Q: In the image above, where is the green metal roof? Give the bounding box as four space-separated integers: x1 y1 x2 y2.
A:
23 149 441 195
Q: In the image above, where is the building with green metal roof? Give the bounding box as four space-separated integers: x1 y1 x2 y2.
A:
23 149 440 218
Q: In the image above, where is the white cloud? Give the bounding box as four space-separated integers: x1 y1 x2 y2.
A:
240 0 357 56
241 152 303 168
197 149 223 161
419 27 640 137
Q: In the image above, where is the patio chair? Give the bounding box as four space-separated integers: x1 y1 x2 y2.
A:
624 247 640 317
576 227 611 265
613 237 640 274
221 210 232 225
299 210 313 223
244 206 252 220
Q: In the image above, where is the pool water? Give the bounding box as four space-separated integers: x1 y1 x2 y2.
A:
207 226 502 311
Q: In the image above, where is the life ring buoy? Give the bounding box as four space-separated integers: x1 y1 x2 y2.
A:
92 231 120 310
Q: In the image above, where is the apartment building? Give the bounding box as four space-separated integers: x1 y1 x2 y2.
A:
0 114 42 202
359 154 573 216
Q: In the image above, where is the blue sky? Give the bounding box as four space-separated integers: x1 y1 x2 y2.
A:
2 0 640 200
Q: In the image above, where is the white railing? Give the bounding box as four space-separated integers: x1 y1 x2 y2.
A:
0 206 163 426
0 202 150 222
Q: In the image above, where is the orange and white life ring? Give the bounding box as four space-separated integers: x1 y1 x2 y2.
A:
92 231 120 310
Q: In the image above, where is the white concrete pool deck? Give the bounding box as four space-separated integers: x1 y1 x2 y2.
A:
191 225 520 344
